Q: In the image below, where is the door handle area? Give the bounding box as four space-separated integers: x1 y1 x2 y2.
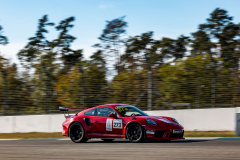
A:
95 121 100 124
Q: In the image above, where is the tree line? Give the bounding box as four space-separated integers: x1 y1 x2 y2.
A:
0 8 240 114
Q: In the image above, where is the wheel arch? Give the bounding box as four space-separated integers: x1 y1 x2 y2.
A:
124 121 145 139
68 121 86 136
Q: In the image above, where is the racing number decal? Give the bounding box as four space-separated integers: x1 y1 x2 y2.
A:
106 119 122 131
106 119 113 131
113 119 122 129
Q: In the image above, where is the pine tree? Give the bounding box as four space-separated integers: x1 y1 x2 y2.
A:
94 16 127 74
0 25 9 114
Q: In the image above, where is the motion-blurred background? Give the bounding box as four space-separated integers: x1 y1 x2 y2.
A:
0 0 240 135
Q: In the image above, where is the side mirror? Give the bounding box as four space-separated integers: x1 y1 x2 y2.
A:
109 113 117 119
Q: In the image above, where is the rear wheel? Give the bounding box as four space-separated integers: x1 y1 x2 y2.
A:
69 122 88 143
101 139 114 142
126 123 144 142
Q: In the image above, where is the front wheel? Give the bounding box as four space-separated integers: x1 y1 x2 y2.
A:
126 123 144 142
69 122 88 143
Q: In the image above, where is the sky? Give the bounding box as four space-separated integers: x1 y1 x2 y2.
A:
0 0 240 65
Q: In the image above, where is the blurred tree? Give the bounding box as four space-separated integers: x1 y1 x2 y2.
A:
84 60 108 107
199 8 240 107
57 50 86 107
153 35 189 64
0 25 8 45
0 57 34 115
53 17 87 107
94 16 127 74
190 29 217 108
90 50 106 72
0 56 9 113
191 30 213 56
18 15 86 111
4 63 33 114
109 70 147 109
18 15 55 113
123 32 153 71
200 8 233 39
199 8 240 67
125 32 156 110
18 15 54 65
160 54 234 108
0 25 9 113
55 66 81 108
55 60 107 108
125 32 189 109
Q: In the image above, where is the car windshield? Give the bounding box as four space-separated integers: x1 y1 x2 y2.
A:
115 106 148 117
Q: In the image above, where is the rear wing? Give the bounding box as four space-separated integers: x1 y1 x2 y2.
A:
59 107 87 119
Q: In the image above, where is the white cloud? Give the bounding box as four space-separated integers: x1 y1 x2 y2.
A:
99 4 114 9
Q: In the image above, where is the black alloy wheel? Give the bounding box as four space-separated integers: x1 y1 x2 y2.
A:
69 122 87 143
126 123 144 142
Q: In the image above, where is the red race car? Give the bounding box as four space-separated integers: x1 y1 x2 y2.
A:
60 104 184 143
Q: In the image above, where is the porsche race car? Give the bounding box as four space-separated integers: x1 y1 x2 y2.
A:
60 104 184 143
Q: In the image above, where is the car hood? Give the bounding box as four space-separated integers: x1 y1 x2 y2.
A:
136 115 183 128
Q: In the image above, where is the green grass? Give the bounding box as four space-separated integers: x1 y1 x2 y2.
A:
0 131 239 139
184 131 240 137
0 132 67 139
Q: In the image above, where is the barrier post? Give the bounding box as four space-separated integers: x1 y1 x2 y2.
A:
236 113 240 135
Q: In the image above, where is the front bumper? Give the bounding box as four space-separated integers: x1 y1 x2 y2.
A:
144 126 184 140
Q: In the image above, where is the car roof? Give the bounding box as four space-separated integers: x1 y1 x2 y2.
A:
82 104 129 112
97 104 129 108
79 104 130 114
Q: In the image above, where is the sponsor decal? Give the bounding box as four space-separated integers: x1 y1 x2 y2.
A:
115 107 128 112
106 119 113 131
113 119 122 129
158 118 172 123
146 129 155 134
173 130 182 134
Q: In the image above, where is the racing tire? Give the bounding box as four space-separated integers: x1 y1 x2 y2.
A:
69 122 88 143
101 139 114 142
126 123 144 143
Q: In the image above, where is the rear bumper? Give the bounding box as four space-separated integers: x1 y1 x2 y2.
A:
62 125 68 136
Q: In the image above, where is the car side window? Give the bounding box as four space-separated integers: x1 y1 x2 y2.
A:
84 109 96 116
97 107 117 117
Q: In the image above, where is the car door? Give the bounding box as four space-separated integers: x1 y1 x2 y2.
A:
83 108 110 137
95 107 114 134
90 107 124 137
111 116 126 136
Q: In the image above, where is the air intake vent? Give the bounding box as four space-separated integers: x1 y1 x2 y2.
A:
154 130 166 138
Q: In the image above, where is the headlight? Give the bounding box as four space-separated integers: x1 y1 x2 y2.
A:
171 118 179 124
146 118 157 126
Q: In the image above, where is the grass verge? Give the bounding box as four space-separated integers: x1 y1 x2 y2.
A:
0 132 67 139
184 131 239 137
0 131 239 139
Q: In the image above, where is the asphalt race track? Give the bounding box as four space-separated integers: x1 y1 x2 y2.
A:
0 139 240 160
